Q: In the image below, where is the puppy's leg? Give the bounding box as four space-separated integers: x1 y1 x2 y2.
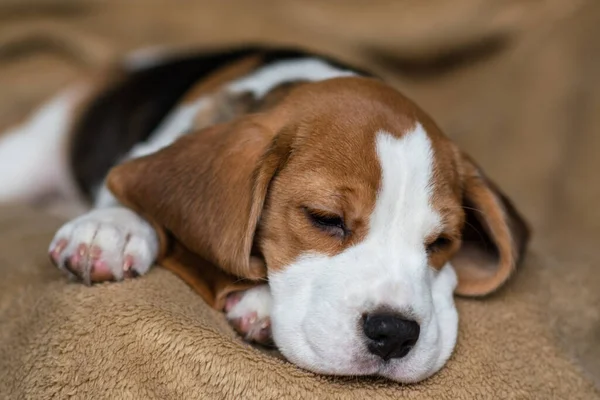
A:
0 88 85 205
225 285 273 345
47 120 165 283
48 203 159 284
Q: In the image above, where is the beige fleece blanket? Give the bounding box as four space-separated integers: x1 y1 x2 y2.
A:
1 1 599 398
0 206 597 399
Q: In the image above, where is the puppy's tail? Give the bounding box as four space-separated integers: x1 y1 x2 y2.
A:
0 19 115 68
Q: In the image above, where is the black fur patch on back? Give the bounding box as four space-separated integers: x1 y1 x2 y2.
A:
70 46 371 201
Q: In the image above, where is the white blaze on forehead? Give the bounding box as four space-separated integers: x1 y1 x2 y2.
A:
371 124 442 251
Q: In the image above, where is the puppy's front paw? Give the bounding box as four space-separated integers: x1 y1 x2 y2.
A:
48 207 158 284
225 285 273 345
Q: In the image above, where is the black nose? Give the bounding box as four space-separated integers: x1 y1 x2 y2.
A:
362 312 420 360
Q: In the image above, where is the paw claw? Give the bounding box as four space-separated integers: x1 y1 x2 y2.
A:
121 255 140 279
123 255 134 271
77 243 88 257
49 239 68 263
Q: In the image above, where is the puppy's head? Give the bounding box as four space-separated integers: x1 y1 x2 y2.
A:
108 77 529 382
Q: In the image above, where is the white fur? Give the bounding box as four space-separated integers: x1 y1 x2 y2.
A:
268 125 459 383
226 284 273 320
49 207 159 280
0 88 85 203
228 58 355 98
128 99 210 160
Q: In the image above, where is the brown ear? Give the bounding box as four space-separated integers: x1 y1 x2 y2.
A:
452 154 531 296
106 117 289 281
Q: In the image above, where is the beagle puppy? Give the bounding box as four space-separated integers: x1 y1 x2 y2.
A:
0 46 529 383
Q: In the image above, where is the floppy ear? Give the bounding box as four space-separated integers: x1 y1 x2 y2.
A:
106 117 289 281
452 154 531 296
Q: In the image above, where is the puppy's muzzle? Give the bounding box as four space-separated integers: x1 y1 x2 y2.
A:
362 312 420 361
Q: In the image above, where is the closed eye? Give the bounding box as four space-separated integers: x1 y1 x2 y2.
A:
303 207 346 238
426 235 452 253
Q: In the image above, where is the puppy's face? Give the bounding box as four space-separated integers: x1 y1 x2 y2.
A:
109 77 529 383
257 80 464 381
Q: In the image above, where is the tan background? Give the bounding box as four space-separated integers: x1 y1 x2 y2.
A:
0 1 599 398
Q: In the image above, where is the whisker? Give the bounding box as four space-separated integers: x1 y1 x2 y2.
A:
462 219 487 244
461 205 486 215
233 276 269 284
